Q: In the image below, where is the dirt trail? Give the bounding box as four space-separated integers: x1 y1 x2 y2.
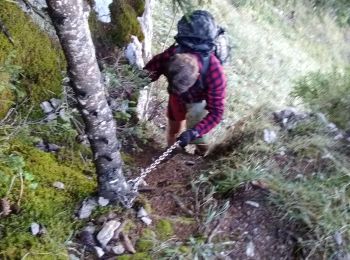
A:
132 146 299 259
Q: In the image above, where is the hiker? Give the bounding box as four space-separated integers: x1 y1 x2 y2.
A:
144 10 227 155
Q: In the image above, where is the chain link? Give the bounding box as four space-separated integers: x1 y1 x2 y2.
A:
128 140 181 193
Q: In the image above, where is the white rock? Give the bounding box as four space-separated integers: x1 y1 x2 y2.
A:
52 181 65 190
263 129 277 144
141 216 152 225
31 223 40 235
246 241 255 257
245 201 260 208
49 98 61 109
112 244 125 255
98 197 110 207
83 225 96 234
78 198 98 219
97 220 121 247
94 246 105 258
40 101 54 114
137 207 148 218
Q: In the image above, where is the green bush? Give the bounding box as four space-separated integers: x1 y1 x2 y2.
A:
292 68 350 129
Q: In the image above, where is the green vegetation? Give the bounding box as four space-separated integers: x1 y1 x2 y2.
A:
109 0 145 46
0 1 64 115
0 138 95 258
292 68 350 129
208 109 350 257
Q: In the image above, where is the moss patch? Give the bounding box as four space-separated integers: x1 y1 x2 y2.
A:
0 2 65 112
118 253 152 260
155 219 174 240
109 0 144 46
136 228 156 251
0 140 95 258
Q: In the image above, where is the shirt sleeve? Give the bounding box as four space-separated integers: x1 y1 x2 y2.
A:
144 46 176 81
193 56 226 137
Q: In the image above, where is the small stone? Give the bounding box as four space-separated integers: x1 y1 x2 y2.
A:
83 225 96 234
246 241 255 257
334 133 344 140
185 161 195 166
245 201 260 208
263 129 277 144
45 113 57 122
40 101 54 114
97 220 121 247
98 197 110 206
79 230 96 247
47 143 60 152
141 216 152 225
52 181 65 190
112 244 125 255
49 98 61 109
31 223 40 236
137 207 148 218
78 198 98 219
94 246 105 258
334 231 343 246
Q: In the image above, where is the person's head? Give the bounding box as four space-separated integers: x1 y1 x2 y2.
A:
166 53 199 94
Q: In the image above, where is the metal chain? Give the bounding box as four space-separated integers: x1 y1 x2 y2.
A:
128 140 181 193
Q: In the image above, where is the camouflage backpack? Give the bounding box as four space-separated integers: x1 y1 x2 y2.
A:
174 10 230 89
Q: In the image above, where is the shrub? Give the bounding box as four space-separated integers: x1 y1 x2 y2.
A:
292 68 350 129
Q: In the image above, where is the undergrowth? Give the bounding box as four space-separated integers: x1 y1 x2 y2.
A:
207 107 350 257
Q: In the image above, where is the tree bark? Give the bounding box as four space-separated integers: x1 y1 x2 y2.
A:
45 0 134 207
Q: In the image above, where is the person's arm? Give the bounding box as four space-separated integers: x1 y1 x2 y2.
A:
177 56 226 147
193 56 226 137
144 46 176 82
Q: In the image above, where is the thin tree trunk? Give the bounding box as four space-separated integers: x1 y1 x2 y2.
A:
45 0 133 207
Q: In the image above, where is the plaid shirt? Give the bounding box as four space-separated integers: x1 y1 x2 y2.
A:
144 46 226 137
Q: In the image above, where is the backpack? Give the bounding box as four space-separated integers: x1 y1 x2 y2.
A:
174 10 230 89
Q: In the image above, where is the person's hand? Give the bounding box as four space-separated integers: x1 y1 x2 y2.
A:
177 129 198 147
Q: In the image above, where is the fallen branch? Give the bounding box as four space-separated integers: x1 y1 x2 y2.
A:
170 193 194 217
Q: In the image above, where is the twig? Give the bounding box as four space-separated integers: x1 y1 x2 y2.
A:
205 219 222 243
17 170 24 207
0 18 14 45
170 193 194 216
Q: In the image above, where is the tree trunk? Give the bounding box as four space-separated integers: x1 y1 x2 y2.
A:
46 0 134 207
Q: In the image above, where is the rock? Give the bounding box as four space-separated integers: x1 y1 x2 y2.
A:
45 113 57 122
98 197 110 207
52 181 65 190
97 220 121 247
263 129 277 144
334 231 343 246
83 224 96 234
40 101 54 114
121 232 136 254
137 207 148 218
47 143 60 152
112 244 125 255
141 216 152 225
94 246 105 258
31 222 40 236
78 198 98 219
245 201 260 208
49 98 61 109
246 241 255 257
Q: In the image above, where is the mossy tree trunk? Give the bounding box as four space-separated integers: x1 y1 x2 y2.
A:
46 0 134 207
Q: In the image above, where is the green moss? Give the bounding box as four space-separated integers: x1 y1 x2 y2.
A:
118 253 152 260
109 0 144 47
136 228 156 251
155 219 174 240
129 0 145 16
0 2 65 112
0 140 96 258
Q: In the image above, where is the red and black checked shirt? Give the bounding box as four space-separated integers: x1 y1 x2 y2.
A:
144 46 227 137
